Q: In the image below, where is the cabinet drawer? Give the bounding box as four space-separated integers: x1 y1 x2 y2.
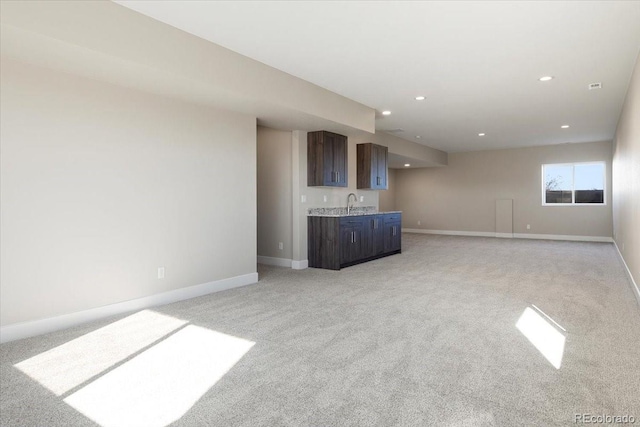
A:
383 213 401 223
340 217 365 227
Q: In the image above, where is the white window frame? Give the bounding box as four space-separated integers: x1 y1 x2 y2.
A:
541 161 606 206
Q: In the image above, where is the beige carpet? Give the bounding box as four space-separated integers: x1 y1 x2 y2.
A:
1 234 639 426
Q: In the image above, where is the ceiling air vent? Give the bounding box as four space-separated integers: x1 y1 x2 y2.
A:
379 128 405 134
588 82 602 90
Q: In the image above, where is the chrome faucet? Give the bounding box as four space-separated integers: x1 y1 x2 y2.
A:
347 193 358 215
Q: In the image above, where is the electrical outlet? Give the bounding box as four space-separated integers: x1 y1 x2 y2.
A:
301 195 306 203
157 267 165 279
323 195 328 202
526 224 531 230
359 196 364 202
417 220 421 226
278 242 284 250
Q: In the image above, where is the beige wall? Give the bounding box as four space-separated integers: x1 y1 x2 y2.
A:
396 141 613 237
257 127 293 259
0 59 257 326
612 53 640 292
379 168 397 212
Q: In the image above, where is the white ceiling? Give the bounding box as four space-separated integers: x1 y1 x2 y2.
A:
115 1 640 153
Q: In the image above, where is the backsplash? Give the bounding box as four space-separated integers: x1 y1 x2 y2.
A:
308 206 378 216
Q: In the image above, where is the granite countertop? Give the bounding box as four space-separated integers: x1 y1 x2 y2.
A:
307 206 402 217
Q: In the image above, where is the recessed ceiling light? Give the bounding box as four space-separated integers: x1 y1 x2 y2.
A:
415 135 421 139
382 110 391 116
415 96 425 101
478 133 486 136
539 76 554 82
561 125 570 129
404 163 411 167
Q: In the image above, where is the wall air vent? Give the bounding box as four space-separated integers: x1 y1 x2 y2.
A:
588 82 602 90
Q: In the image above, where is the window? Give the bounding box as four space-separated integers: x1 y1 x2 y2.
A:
542 162 605 205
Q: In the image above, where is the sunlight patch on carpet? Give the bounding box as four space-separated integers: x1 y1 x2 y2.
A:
516 306 566 369
15 310 187 395
63 325 254 427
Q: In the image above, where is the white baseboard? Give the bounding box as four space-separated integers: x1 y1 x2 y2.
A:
513 233 613 243
495 232 514 239
257 256 292 268
292 260 308 270
0 272 258 344
256 256 308 270
403 228 613 243
614 241 640 307
403 228 495 237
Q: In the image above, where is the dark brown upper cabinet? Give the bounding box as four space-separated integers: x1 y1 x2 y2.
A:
357 143 388 190
307 131 348 187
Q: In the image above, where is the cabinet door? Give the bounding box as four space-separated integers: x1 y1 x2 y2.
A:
340 218 364 264
340 225 365 264
340 226 355 264
357 143 387 190
322 133 336 185
372 216 385 255
332 134 348 187
376 145 388 189
361 216 386 258
384 213 402 253
370 145 379 189
361 216 377 258
384 221 401 253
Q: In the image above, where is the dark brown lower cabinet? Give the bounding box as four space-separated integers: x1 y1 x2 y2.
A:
339 217 365 265
308 213 402 270
383 214 402 253
363 216 385 258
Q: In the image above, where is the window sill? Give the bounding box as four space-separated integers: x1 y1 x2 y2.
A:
541 203 607 207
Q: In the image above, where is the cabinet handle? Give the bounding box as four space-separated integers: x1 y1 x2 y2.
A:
377 176 380 185
332 171 336 182
353 232 356 243
337 171 340 182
